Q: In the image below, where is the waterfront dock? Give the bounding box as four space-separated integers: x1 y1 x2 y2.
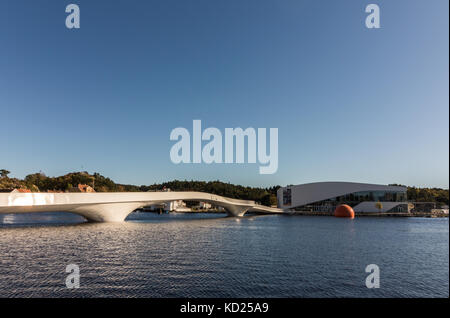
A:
288 211 448 218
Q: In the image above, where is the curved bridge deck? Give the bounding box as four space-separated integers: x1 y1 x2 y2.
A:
0 191 283 222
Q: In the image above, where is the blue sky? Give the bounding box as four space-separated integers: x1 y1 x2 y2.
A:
0 0 448 188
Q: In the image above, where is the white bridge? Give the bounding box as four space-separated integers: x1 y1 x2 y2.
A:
0 192 283 222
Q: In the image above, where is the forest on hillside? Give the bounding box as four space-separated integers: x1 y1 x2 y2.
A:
0 170 279 206
0 170 448 207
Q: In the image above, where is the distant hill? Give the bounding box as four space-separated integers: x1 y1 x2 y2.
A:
0 170 447 206
0 171 279 206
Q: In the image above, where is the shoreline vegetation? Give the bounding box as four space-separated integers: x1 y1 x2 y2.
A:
0 170 448 216
0 170 279 206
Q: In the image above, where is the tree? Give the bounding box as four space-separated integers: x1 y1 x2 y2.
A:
375 201 383 213
0 169 10 178
269 194 278 206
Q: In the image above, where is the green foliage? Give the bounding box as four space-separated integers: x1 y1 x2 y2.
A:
407 187 449 206
0 170 280 204
261 193 278 206
0 170 448 208
375 201 383 211
0 169 10 178
142 180 280 203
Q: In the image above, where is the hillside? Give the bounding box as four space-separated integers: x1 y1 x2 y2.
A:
0 170 448 206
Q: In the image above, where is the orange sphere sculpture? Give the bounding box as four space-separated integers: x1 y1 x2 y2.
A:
334 204 355 218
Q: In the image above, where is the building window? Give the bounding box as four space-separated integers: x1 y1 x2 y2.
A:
283 188 291 205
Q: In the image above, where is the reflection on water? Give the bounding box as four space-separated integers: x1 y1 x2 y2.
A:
0 212 86 226
0 212 448 297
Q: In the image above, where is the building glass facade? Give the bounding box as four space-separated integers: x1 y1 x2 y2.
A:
294 190 407 212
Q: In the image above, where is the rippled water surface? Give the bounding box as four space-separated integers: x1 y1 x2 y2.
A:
0 212 448 297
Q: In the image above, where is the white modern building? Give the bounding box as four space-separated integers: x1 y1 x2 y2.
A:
277 182 408 213
198 202 212 209
165 200 186 211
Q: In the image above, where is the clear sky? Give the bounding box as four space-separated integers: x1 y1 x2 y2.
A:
0 0 448 188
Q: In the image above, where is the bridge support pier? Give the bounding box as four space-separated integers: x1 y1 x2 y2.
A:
69 202 144 222
224 205 249 217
